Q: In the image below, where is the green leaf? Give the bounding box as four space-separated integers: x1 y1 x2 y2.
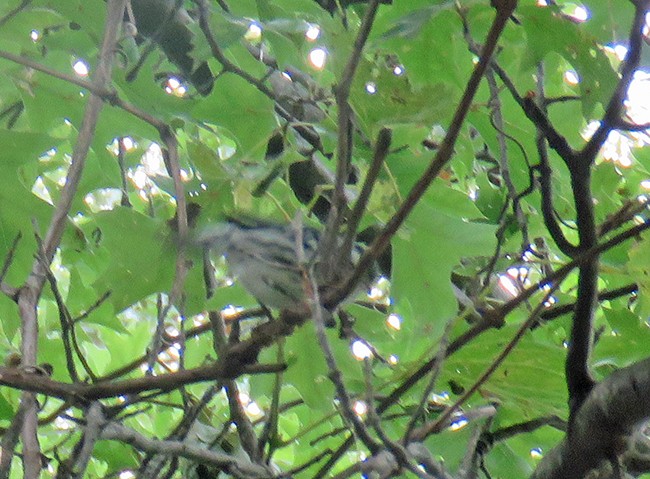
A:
0 391 15 421
519 5 619 116
627 239 650 318
283 322 335 411
192 74 276 161
351 58 456 137
94 440 139 471
593 308 650 370
391 186 497 343
91 208 175 312
378 5 473 88
445 326 568 417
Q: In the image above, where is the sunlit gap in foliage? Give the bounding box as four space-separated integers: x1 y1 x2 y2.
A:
191 312 208 328
541 284 557 307
164 76 187 97
468 184 478 201
221 304 243 318
129 142 178 203
239 392 263 418
84 189 122 212
368 276 391 304
109 136 137 154
120 295 163 330
353 400 367 416
308 47 327 70
386 313 401 331
54 415 73 431
165 324 180 339
563 4 589 22
32 148 63 205
581 47 650 169
563 70 579 86
430 392 451 407
536 0 589 22
72 59 89 77
157 343 181 372
79 138 135 208
496 266 530 300
305 23 320 41
351 339 373 360
148 305 185 373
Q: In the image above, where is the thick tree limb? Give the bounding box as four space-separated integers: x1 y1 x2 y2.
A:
0 361 283 402
565 0 648 417
531 357 650 479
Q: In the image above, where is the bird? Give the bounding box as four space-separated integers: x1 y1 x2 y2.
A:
195 216 377 314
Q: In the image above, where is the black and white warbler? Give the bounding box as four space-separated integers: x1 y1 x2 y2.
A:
195 217 376 313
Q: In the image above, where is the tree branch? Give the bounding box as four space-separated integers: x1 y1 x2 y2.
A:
579 0 648 164
329 0 518 308
531 356 650 479
322 0 382 279
12 2 127 476
101 422 274 478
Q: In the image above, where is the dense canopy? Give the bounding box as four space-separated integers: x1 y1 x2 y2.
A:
0 0 649 478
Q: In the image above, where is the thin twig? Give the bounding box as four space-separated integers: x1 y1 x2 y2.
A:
340 128 392 265
363 363 436 479
257 340 284 462
41 261 80 382
147 294 167 375
294 218 379 454
0 49 168 130
486 415 566 446
0 232 21 299
71 291 112 324
404 317 456 441
0 360 283 401
458 415 495 479
70 402 103 478
138 385 222 478
322 0 382 278
408 277 565 442
540 283 637 322
208 310 259 460
117 138 132 207
0 0 31 29
533 62 579 257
